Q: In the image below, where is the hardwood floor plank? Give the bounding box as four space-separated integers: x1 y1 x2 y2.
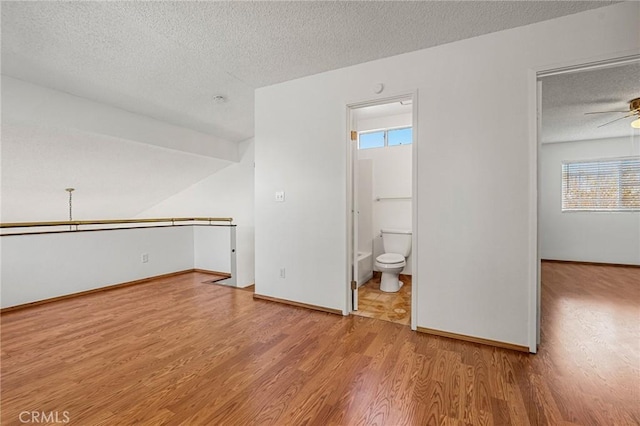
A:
490 397 512 425
324 353 376 425
283 354 362 425
1 264 638 425
422 379 446 425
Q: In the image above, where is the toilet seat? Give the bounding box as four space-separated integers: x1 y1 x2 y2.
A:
376 253 404 264
375 253 406 272
377 230 411 293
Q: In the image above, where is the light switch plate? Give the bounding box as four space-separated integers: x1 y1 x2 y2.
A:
275 191 285 202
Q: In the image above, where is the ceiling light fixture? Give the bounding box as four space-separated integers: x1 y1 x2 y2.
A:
587 97 640 129
632 98 640 128
213 95 227 104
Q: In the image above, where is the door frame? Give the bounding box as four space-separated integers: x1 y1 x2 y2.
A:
528 52 640 353
346 90 419 330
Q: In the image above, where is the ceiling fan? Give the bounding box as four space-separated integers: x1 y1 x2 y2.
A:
585 97 640 129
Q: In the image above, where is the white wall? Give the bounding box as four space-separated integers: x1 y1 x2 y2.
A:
0 225 235 308
357 113 413 274
2 76 239 161
357 112 412 132
255 2 640 348
1 77 237 222
540 137 640 265
357 159 373 256
361 145 413 274
138 140 255 287
193 225 234 272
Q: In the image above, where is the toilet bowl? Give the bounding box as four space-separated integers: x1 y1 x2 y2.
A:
375 253 406 292
375 229 412 293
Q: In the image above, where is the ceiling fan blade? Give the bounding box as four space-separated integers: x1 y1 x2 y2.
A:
596 113 636 128
585 111 630 115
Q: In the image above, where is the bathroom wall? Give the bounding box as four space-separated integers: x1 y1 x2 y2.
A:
540 136 640 265
358 112 412 133
357 159 373 256
357 113 413 274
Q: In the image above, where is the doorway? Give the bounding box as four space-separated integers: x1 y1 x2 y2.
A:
535 57 640 348
347 94 417 328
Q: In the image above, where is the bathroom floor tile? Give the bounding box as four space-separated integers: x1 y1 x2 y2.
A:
360 291 381 301
353 275 411 326
376 294 395 302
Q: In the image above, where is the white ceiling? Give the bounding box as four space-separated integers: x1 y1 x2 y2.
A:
541 62 640 143
1 1 619 145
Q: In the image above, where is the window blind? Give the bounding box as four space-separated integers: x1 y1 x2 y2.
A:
562 156 640 212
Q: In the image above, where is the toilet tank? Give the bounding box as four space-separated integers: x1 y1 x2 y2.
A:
381 229 412 257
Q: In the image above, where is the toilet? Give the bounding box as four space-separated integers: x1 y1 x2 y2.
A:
375 229 412 293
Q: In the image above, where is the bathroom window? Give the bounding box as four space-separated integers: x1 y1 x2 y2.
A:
358 131 385 149
358 127 412 149
562 156 640 212
388 127 412 146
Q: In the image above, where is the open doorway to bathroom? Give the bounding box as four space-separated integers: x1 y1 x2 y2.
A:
347 95 415 327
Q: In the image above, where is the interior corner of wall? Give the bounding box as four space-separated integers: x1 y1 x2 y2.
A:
238 138 255 162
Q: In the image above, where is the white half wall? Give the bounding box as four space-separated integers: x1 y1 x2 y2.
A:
138 140 255 287
0 226 193 308
254 2 640 347
540 137 640 265
0 225 235 308
194 225 233 273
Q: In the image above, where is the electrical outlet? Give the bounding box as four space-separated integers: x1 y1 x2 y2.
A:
142 253 149 263
279 268 285 278
275 191 285 202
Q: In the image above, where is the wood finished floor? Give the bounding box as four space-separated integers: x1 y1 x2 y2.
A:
354 275 411 326
1 263 638 425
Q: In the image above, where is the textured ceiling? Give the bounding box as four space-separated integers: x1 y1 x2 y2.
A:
1 1 619 144
541 63 640 143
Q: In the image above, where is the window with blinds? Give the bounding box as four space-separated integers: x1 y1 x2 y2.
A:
561 156 640 212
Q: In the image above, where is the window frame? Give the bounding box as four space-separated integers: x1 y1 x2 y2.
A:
561 156 640 213
357 129 385 150
357 125 412 150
